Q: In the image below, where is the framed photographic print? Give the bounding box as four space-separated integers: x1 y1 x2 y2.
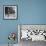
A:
18 24 46 41
3 5 17 20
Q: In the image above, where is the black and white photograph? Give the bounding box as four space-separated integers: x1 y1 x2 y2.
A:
3 5 17 19
18 25 46 41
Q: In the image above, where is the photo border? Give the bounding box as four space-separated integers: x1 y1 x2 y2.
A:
3 5 18 20
18 24 46 42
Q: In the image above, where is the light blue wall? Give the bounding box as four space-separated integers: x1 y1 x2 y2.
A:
20 0 46 24
0 0 19 44
0 0 46 44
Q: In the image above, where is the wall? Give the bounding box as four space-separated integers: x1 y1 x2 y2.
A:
0 0 46 45
20 0 46 24
0 0 19 44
